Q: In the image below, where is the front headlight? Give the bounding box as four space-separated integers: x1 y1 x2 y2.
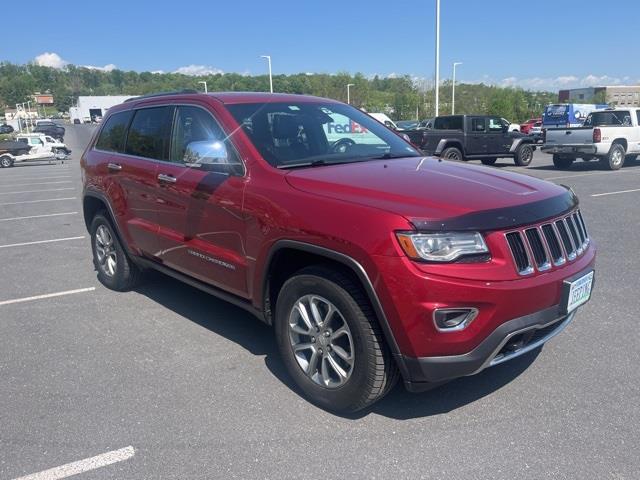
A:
396 231 488 262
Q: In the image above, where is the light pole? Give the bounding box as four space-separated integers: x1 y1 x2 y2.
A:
198 81 208 93
452 62 462 114
347 83 355 104
434 0 441 116
260 55 273 93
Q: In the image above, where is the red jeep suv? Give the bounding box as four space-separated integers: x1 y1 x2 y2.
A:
81 91 596 412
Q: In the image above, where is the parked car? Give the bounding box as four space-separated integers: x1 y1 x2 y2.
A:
0 123 14 134
520 118 542 135
418 118 434 129
503 118 520 132
541 108 640 170
82 91 596 412
396 120 419 130
369 112 398 130
542 103 608 129
33 121 65 141
420 115 537 166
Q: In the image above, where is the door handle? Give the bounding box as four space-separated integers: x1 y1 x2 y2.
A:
107 163 122 171
157 173 177 184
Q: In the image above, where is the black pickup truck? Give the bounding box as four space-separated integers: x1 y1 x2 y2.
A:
418 115 536 166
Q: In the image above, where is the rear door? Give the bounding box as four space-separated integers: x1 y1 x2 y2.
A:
153 104 249 297
466 117 487 155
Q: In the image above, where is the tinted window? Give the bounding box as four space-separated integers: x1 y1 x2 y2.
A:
584 111 632 127
95 111 133 153
125 107 174 160
170 106 243 175
471 118 486 132
637 111 640 125
433 116 463 130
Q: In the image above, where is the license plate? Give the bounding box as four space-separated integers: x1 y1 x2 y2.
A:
563 271 594 314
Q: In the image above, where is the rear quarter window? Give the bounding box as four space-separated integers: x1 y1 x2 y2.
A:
95 111 133 153
433 116 463 130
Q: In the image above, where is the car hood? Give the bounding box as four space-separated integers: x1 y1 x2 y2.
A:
285 157 576 230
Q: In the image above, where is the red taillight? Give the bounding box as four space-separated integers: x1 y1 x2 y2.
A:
593 128 601 143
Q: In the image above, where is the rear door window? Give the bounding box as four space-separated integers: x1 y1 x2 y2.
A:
95 111 133 153
471 117 486 132
125 107 174 160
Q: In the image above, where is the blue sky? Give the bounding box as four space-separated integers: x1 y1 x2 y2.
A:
2 0 639 91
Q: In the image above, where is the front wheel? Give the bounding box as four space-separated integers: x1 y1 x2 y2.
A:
275 266 398 413
441 147 463 161
514 143 534 166
553 154 574 170
0 155 14 168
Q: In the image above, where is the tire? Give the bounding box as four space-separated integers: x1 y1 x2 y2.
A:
601 143 625 170
552 154 574 170
0 155 14 168
514 143 534 166
275 266 398 413
441 147 463 161
481 157 497 166
90 212 142 291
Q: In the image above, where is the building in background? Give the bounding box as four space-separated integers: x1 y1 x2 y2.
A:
69 95 137 123
33 93 54 106
559 86 640 106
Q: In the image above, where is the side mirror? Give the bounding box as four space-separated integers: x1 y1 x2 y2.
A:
183 140 242 174
502 125 510 133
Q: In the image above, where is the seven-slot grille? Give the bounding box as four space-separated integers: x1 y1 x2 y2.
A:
505 210 589 275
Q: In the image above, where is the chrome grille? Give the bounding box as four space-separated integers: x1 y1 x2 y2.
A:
505 209 590 275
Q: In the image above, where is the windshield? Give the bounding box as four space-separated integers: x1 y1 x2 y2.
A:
545 105 569 117
227 102 420 168
584 111 632 127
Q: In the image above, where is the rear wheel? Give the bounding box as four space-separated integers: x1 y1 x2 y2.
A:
441 147 463 161
514 143 534 166
481 157 497 166
601 143 625 170
552 154 574 170
275 266 398 413
90 212 142 291
0 155 14 168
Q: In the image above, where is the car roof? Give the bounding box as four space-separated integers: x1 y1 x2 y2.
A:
122 91 339 108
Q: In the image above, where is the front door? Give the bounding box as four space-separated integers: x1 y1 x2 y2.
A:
154 104 249 297
485 117 512 155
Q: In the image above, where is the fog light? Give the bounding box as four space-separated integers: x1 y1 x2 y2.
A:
433 308 479 332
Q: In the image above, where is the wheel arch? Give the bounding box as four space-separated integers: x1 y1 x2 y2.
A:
437 140 465 157
261 240 409 378
611 138 628 151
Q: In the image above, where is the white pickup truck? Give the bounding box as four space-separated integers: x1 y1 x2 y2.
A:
0 133 71 168
541 108 640 170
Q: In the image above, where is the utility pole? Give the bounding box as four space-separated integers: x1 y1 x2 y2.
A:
452 62 462 114
434 0 441 116
347 83 355 104
260 55 273 93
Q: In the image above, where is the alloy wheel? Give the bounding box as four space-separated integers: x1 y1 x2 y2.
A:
95 225 117 277
288 294 355 388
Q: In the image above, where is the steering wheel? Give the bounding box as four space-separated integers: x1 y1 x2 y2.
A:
330 138 355 153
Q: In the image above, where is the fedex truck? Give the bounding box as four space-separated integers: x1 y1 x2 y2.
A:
542 103 608 129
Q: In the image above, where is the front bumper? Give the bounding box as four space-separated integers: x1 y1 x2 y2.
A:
403 304 576 391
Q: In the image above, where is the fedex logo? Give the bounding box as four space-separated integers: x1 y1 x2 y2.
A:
326 120 368 134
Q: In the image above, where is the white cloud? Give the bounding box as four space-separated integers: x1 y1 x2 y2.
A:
174 64 224 76
463 74 636 91
83 63 117 72
34 52 68 69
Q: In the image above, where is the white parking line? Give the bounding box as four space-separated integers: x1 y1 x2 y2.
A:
545 169 640 181
0 212 78 222
592 188 640 197
0 175 71 182
0 197 77 206
0 236 85 249
0 188 75 195
0 181 73 188
0 287 95 307
11 445 134 480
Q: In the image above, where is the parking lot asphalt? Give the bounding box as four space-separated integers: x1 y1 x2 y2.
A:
1 127 638 479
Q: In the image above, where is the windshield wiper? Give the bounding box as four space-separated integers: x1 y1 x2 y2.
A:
367 152 417 160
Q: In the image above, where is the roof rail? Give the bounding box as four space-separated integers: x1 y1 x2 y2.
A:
124 89 200 103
